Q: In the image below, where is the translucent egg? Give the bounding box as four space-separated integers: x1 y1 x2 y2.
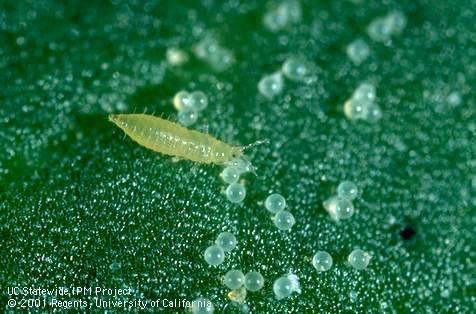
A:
273 276 293 300
166 48 188 66
263 0 302 32
324 196 354 220
280 0 302 24
312 251 333 272
194 37 219 60
193 37 233 72
344 83 380 121
333 197 354 220
191 297 214 314
282 57 310 81
226 183 246 203
208 47 234 72
343 99 366 120
386 10 407 34
258 72 284 99
228 157 253 174
204 245 225 266
348 249 372 270
273 210 295 230
220 166 241 184
224 270 245 289
346 39 370 65
178 108 198 127
363 102 382 121
244 271 264 292
352 83 376 104
190 91 208 111
367 17 392 42
447 91 462 106
263 11 288 32
216 232 237 252
337 181 359 201
265 193 286 213
173 90 192 110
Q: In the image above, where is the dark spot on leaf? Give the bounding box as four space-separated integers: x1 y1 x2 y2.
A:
400 225 416 240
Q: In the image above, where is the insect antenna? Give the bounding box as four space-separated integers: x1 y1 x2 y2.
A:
242 139 269 152
233 140 268 177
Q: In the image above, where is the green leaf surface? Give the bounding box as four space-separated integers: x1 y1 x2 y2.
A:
1 0 474 312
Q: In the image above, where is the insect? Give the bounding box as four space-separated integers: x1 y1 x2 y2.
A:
109 114 244 164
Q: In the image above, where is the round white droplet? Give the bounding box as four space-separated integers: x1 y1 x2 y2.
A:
265 193 286 213
334 197 354 220
189 91 208 111
367 17 392 42
226 183 246 203
273 210 295 230
244 271 264 292
273 276 293 300
324 196 355 220
346 39 370 65
282 57 310 81
166 48 189 66
220 166 241 184
191 297 214 314
386 10 407 34
216 232 237 252
312 251 333 272
208 47 234 72
173 90 192 110
204 245 225 266
258 72 284 99
178 108 198 127
348 249 371 270
228 157 253 174
224 270 245 289
344 99 366 120
352 83 376 104
337 181 359 201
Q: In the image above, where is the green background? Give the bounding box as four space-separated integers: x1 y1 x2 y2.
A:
1 0 474 312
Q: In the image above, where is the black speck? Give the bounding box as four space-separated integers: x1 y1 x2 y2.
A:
400 225 416 240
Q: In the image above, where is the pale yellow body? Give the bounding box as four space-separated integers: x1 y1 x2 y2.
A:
109 114 242 164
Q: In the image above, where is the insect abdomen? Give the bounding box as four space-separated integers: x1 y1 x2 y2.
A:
109 114 242 164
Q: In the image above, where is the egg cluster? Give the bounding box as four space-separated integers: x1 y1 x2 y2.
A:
223 269 265 303
323 181 359 221
195 3 406 310
221 157 254 203
265 193 295 231
367 10 407 43
173 90 208 127
311 248 372 272
263 0 302 32
343 83 382 121
203 232 265 305
193 36 234 72
258 57 312 99
204 232 237 266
